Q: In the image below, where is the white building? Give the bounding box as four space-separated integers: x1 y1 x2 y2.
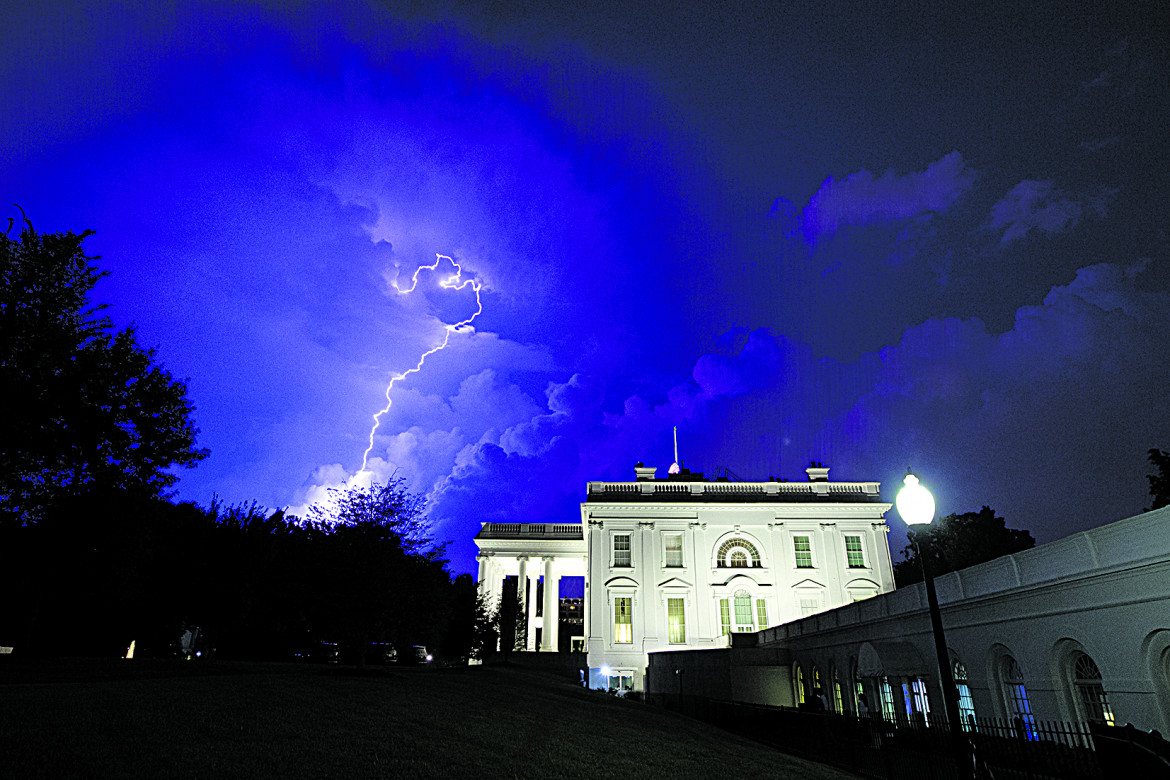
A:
647 503 1170 734
474 463 896 692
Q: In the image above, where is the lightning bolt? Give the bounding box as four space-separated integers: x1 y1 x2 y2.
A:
360 254 483 472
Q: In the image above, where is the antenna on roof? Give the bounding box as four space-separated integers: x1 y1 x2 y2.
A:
669 426 681 474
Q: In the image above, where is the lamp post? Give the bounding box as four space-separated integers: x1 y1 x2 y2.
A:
896 472 964 738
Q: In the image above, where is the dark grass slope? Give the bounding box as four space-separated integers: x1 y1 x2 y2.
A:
0 659 858 779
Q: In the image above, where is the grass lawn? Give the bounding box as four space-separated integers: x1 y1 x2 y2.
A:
0 659 858 779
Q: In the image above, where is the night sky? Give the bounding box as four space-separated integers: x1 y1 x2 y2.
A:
5 1 1168 577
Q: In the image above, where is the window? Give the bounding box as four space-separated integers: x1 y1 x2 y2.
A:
799 597 820 617
954 660 976 730
1073 652 1114 725
1003 656 1037 739
879 677 896 721
614 597 632 643
832 668 844 714
716 538 761 568
664 534 683 567
608 672 633 694
756 598 768 630
844 535 865 568
733 590 754 632
910 678 931 724
719 599 731 635
613 534 631 567
667 598 686 644
812 666 824 707
795 666 806 704
793 536 813 568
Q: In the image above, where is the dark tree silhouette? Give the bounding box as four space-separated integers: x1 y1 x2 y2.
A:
1148 448 1170 511
894 506 1035 587
306 479 450 666
0 216 207 524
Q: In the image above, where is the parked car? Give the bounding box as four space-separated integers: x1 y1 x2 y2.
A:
412 645 432 664
371 642 397 664
291 641 340 663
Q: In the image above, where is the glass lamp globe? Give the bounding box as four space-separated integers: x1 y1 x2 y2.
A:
896 473 935 526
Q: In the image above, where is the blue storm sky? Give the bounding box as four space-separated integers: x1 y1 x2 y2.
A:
4 1 1168 577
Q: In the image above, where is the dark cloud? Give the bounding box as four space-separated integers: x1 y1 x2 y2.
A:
800 152 978 241
989 180 1084 243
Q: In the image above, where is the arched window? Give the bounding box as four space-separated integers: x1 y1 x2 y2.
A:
812 666 825 710
954 659 976 730
908 678 931 724
716 538 762 568
832 667 844 714
1002 656 1037 739
879 676 896 721
795 665 806 705
851 661 866 715
1072 652 1115 725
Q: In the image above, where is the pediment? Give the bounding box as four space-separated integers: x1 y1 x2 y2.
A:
791 578 826 590
713 572 770 588
657 576 694 589
845 577 880 590
604 575 640 588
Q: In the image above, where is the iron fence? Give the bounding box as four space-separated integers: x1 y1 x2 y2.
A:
649 693 1119 780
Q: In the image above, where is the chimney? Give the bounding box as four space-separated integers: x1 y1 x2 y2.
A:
805 461 830 482
634 463 658 481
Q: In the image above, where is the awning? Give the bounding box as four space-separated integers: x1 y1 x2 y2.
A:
857 640 929 678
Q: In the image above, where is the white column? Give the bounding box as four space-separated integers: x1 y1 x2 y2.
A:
542 556 557 651
476 554 488 592
526 572 538 651
516 555 529 652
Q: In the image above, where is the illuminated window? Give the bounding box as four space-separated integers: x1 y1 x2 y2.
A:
664 534 683 567
1073 652 1114 725
880 677 896 721
719 599 731 635
954 660 976 730
733 590 754 632
793 536 813 568
832 668 844 714
613 534 631 567
614 597 632 643
716 538 761 568
756 598 768 630
795 666 806 704
608 672 633 693
1002 656 1037 739
844 536 865 568
667 598 685 644
909 678 931 724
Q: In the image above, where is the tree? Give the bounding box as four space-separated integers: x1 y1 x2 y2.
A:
894 506 1035 587
1148 448 1170 511
0 215 208 523
306 479 450 666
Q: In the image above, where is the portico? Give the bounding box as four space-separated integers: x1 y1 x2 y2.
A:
475 523 587 651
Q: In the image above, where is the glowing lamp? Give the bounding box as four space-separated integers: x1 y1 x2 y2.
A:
896 472 935 527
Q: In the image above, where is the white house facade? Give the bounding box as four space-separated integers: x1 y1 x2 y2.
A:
473 463 896 692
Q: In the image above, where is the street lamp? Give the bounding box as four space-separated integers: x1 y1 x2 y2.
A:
896 472 964 738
